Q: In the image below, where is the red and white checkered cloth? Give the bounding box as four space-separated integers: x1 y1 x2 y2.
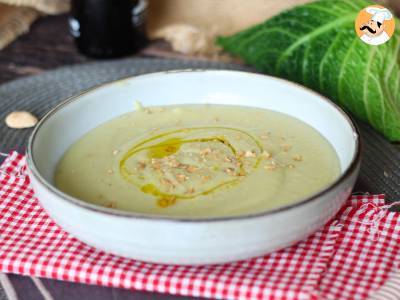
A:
0 152 399 300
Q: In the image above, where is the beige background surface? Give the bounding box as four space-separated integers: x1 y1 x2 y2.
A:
0 0 399 52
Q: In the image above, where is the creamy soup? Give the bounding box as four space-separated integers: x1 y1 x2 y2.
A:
55 104 340 218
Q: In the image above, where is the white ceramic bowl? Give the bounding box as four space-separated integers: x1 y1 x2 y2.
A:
27 70 360 265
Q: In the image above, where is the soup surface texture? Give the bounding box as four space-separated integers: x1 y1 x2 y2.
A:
55 104 341 218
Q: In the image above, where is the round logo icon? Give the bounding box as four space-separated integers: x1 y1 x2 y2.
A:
355 5 395 46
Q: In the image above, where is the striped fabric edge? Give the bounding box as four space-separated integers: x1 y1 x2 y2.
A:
369 268 400 300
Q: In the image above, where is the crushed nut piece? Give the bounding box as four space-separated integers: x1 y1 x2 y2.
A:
244 150 257 158
160 177 174 186
201 175 211 181
237 169 246 176
186 165 198 173
261 150 271 159
105 201 117 208
287 164 295 169
112 149 119 155
281 144 292 152
200 148 212 156
107 169 113 175
185 187 195 194
264 164 277 171
293 155 303 161
224 167 236 175
168 160 181 168
236 151 245 158
137 161 147 170
176 173 189 183
224 156 233 163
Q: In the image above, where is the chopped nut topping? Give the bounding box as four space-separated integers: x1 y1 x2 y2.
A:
224 156 233 163
151 159 162 170
224 167 236 175
105 201 117 208
185 187 195 194
237 169 246 176
112 149 119 155
200 148 212 156
264 164 277 171
281 144 292 152
293 155 303 161
107 169 113 175
264 160 278 171
236 151 245 158
261 150 271 159
186 165 198 173
176 173 189 183
160 177 173 185
287 164 295 169
160 177 175 189
244 150 257 158
137 161 147 170
201 175 211 182
168 160 181 168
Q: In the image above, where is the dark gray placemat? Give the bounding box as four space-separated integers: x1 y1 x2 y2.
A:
0 57 399 300
0 57 399 200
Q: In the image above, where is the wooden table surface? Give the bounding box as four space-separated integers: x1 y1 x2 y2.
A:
0 15 89 84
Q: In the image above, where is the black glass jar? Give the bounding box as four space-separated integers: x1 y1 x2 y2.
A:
69 0 148 58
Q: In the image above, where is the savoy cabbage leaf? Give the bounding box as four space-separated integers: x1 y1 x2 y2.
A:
218 0 400 141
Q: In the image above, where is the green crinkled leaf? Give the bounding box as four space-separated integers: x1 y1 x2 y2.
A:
217 0 400 141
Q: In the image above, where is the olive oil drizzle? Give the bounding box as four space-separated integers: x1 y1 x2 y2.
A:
119 127 264 207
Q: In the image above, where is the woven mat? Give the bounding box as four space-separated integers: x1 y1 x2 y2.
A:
0 57 399 203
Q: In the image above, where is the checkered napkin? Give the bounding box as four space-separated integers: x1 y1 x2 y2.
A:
0 152 399 300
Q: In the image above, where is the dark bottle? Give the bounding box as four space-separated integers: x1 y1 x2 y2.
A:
69 0 148 58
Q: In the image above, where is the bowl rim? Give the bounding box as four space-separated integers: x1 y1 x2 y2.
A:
26 69 362 223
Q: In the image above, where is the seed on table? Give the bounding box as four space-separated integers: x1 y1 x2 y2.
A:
5 111 38 129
